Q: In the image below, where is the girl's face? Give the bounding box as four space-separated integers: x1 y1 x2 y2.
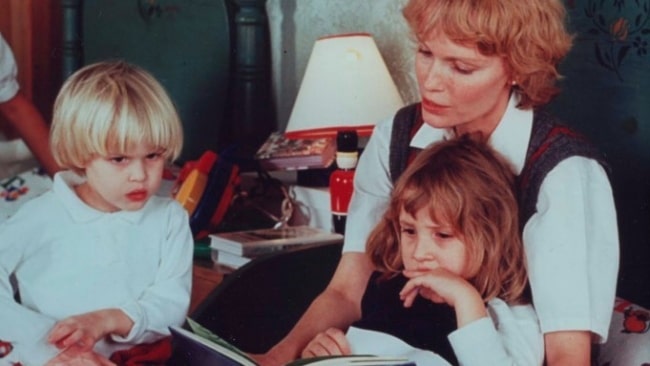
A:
415 31 512 136
75 143 166 212
399 207 472 279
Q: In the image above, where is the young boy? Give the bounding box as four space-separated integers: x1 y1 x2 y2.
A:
0 61 193 365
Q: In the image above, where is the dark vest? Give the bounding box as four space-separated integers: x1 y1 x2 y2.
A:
388 103 608 226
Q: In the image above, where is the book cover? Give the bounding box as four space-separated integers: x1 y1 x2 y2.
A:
170 319 257 366
209 225 343 257
170 319 417 366
255 132 336 171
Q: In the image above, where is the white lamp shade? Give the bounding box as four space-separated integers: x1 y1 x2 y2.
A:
285 33 404 139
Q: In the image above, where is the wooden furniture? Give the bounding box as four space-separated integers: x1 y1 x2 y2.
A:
0 0 61 123
190 259 225 314
60 0 275 164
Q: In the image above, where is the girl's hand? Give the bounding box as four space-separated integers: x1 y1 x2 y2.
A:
47 309 133 351
45 344 116 366
400 267 474 307
301 328 351 359
400 268 487 328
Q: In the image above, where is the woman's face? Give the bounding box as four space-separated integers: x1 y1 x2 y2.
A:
415 31 512 136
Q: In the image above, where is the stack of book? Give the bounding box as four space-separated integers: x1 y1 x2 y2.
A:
209 225 343 269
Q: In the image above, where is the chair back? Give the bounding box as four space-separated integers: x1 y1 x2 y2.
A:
190 242 342 353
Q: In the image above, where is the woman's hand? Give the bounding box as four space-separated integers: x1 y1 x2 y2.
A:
45 344 116 366
401 268 487 328
300 328 351 359
47 309 133 352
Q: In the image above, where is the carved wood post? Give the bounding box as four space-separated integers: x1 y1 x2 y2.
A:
225 0 276 167
61 0 82 80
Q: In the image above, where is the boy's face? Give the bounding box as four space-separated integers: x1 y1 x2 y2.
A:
75 143 166 212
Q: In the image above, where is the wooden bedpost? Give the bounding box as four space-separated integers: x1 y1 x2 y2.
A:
226 0 277 169
60 0 82 80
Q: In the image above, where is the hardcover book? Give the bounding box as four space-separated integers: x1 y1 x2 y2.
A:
170 319 418 366
255 132 336 171
209 225 343 257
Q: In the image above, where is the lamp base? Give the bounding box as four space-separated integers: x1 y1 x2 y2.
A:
296 166 335 187
332 214 346 235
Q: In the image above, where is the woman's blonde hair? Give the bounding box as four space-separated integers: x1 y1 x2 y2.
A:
366 136 528 303
403 0 573 109
50 60 183 171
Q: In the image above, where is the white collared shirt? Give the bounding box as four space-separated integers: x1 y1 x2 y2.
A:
0 171 193 365
345 96 619 343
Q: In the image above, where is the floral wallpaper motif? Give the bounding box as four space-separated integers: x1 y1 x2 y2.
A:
580 0 650 80
553 0 650 309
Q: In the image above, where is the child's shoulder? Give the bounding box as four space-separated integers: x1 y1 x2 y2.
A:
145 194 188 217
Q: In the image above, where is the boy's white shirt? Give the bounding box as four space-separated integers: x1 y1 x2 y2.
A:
344 95 619 342
0 171 193 365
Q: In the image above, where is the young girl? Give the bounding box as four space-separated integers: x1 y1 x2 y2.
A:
0 61 193 365
302 137 543 365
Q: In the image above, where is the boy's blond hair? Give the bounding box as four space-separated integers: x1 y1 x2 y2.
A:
403 0 573 109
367 136 528 304
50 61 183 171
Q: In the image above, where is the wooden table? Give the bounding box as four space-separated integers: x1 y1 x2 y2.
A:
190 259 227 314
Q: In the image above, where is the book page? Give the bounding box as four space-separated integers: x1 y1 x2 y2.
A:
186 318 257 365
346 327 452 366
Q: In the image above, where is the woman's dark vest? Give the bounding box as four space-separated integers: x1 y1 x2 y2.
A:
388 103 608 226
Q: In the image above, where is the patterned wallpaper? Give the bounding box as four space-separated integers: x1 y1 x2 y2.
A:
550 0 650 305
266 0 416 130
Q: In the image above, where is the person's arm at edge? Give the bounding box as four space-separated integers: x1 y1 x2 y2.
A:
255 252 375 366
0 92 61 176
544 331 591 366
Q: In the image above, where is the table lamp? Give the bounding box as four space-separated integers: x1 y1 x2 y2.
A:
285 33 404 139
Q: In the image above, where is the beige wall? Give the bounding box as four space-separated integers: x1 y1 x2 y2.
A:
267 0 418 131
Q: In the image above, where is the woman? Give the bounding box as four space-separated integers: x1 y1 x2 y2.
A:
258 1 618 365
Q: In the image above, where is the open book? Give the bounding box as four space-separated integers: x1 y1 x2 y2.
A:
170 319 419 366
